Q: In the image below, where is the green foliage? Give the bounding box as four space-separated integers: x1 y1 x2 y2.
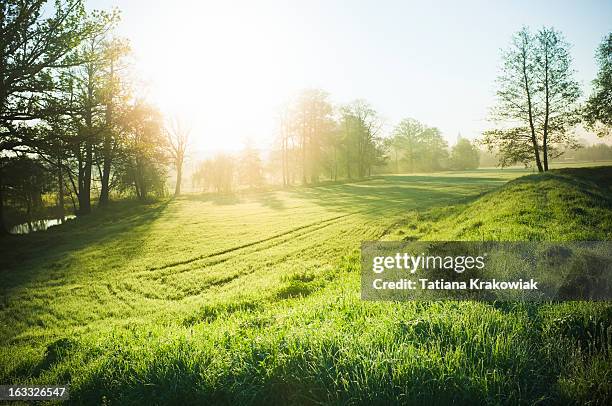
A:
484 27 582 171
120 102 169 200
2 156 54 222
585 33 612 137
450 138 480 170
193 153 235 193
1 166 610 404
238 142 265 188
387 118 449 173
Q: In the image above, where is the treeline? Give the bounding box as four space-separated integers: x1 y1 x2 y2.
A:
560 143 612 161
0 1 187 232
275 93 385 185
191 107 483 194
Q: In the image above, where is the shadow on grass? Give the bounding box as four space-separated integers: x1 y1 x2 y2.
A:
0 199 171 292
180 193 242 205
286 175 506 215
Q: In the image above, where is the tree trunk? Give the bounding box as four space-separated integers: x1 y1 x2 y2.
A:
99 135 112 205
174 156 183 195
100 59 115 205
301 129 307 185
57 156 65 222
542 44 550 172
79 140 92 213
521 42 544 172
0 165 6 235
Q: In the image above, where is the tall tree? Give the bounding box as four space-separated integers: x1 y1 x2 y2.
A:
0 0 88 232
341 100 383 178
99 37 130 206
391 118 424 173
165 116 190 196
121 101 167 200
450 137 480 170
585 33 612 138
67 10 120 213
483 27 581 171
238 140 264 188
292 89 333 184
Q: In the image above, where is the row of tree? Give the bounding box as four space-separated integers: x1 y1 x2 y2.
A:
274 92 386 186
192 116 482 194
0 1 189 233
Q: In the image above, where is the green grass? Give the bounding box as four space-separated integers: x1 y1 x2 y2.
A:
0 167 610 405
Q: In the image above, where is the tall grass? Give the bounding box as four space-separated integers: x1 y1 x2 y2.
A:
0 167 610 405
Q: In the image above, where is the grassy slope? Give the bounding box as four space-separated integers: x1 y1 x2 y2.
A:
389 166 612 242
0 167 610 405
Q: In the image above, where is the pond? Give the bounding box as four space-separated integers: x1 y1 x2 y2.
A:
10 215 76 235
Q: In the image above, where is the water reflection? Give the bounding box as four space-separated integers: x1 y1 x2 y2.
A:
10 215 76 235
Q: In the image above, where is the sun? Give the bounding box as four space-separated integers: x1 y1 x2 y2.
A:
129 0 299 153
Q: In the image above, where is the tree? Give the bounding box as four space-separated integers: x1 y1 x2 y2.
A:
98 37 131 206
121 101 168 200
292 89 334 184
64 10 121 213
391 118 424 173
0 0 89 232
389 118 447 173
584 33 612 138
238 141 264 188
2 156 53 229
450 138 480 170
341 100 384 178
193 154 234 193
483 27 581 171
165 116 190 196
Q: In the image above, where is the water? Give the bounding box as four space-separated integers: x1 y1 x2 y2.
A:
10 215 76 235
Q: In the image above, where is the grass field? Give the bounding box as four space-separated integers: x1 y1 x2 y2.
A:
1 166 611 405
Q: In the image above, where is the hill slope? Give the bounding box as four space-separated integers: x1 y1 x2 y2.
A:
389 166 612 241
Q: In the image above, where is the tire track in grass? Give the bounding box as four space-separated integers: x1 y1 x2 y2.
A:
115 207 405 301
165 213 400 300
143 212 356 272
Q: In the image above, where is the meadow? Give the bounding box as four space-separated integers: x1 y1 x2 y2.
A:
0 166 611 405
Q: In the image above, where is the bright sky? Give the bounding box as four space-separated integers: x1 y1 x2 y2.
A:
89 0 612 153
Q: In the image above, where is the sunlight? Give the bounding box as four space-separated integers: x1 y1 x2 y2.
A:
136 1 300 152
2 1 611 403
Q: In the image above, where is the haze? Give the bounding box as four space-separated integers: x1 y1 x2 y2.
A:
89 0 612 152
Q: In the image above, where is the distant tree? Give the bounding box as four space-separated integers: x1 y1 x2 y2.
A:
277 103 292 186
483 27 581 171
418 127 448 171
341 100 384 178
563 142 612 161
450 138 480 170
238 141 264 188
293 89 334 184
391 118 423 173
121 101 168 200
389 118 447 172
165 116 190 196
192 154 235 193
384 135 403 174
584 33 612 138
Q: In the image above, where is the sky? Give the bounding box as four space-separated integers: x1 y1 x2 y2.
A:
89 0 612 153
